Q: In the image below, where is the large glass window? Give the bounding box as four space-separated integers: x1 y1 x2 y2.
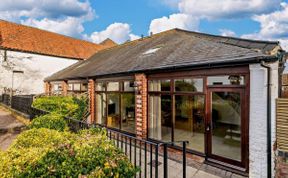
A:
207 75 245 85
121 93 135 133
67 81 88 92
107 93 120 129
107 82 119 91
96 93 106 125
148 80 170 91
174 95 205 152
148 77 205 152
211 91 241 161
175 78 203 92
73 83 81 91
148 95 172 142
96 82 105 91
95 80 135 133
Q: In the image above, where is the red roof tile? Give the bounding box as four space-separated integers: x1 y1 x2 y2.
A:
0 20 115 60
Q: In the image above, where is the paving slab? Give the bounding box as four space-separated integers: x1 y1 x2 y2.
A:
0 107 24 150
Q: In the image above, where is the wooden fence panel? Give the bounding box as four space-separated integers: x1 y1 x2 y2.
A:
277 98 288 152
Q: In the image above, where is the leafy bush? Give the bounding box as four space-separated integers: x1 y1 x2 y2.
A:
32 96 88 120
29 113 68 131
0 128 138 178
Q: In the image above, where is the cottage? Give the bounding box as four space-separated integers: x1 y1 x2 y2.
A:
45 29 285 177
0 20 116 95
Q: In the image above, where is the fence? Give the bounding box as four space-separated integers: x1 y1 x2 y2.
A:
30 107 188 178
11 95 34 115
1 94 11 106
276 98 288 152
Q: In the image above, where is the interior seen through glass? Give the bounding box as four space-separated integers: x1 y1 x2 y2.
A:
95 81 135 133
174 95 205 152
211 91 241 161
148 95 172 142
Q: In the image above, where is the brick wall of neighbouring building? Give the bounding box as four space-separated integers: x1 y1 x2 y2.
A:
44 82 51 95
275 150 288 178
62 81 68 96
135 74 147 139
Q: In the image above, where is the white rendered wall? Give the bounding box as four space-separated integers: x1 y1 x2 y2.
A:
0 50 78 95
249 62 278 178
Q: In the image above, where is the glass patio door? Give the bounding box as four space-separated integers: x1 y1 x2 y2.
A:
207 88 245 166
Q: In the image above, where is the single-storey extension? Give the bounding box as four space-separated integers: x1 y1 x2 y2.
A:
44 29 286 177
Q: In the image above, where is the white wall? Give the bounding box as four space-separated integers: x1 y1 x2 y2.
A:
249 62 278 178
0 50 78 95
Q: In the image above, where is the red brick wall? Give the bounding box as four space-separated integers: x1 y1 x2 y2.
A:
44 82 51 95
61 81 68 96
88 79 95 123
135 74 147 139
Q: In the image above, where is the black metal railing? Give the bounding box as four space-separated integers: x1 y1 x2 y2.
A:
11 95 34 115
100 126 188 178
30 108 188 178
1 94 11 106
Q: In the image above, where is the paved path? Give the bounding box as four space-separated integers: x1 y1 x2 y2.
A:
110 138 247 178
0 107 25 150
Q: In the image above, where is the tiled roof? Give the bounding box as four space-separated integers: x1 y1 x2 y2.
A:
99 38 118 48
0 20 116 60
45 28 279 81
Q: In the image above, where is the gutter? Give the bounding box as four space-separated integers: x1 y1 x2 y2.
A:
261 50 286 178
45 55 278 82
261 61 272 178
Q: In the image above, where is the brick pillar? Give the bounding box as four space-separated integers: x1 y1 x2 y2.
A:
88 79 95 123
135 74 147 139
44 82 52 95
62 81 68 96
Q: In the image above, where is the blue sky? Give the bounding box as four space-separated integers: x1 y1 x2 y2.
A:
0 0 288 49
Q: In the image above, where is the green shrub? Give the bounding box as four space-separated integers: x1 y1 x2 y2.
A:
0 128 138 178
29 113 68 131
32 96 88 120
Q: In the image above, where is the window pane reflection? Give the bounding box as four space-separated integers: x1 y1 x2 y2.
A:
148 95 172 142
107 82 119 91
96 93 106 125
107 94 120 129
148 80 170 91
175 78 203 92
174 95 205 152
211 92 241 161
121 94 135 133
96 82 105 91
124 81 134 91
208 75 244 85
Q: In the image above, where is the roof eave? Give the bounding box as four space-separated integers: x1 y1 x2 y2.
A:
44 55 278 82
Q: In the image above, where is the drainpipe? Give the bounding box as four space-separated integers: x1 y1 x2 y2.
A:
261 61 271 178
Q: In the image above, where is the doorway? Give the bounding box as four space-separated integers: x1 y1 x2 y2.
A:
207 88 246 167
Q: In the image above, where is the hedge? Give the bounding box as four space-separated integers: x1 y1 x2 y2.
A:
32 96 88 120
29 113 68 131
0 128 138 178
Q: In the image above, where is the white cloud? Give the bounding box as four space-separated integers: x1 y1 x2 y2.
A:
219 29 236 37
21 17 85 38
178 0 281 19
149 13 199 34
90 23 139 44
0 0 94 21
0 0 95 39
242 2 288 50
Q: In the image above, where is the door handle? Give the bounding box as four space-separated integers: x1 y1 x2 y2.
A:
206 125 210 132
